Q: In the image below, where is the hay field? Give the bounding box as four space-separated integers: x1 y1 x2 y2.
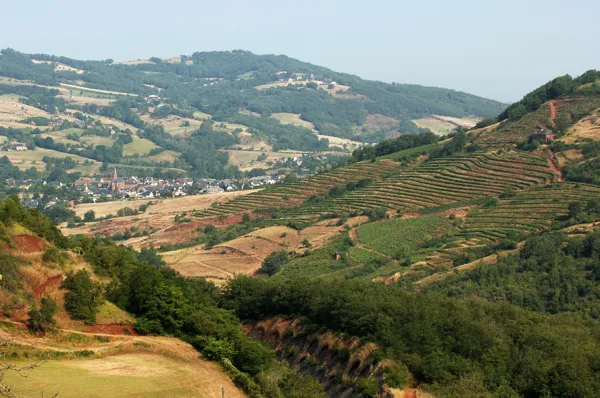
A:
0 147 101 172
122 135 159 156
559 108 600 143
316 134 362 151
69 191 255 219
32 59 85 74
224 149 303 171
164 219 348 285
139 114 203 137
59 83 137 97
271 112 316 130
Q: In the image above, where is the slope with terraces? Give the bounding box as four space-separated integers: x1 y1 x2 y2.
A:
194 159 404 218
285 151 557 217
457 182 600 241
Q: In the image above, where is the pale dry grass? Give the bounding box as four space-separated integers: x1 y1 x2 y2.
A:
271 112 315 130
316 133 362 150
59 83 137 97
32 59 84 74
560 108 600 143
164 219 350 285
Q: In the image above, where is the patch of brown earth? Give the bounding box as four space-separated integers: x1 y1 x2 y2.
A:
84 324 137 336
12 235 46 253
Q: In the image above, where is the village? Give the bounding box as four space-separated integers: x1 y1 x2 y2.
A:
7 167 285 208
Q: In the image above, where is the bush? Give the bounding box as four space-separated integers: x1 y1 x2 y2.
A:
83 210 95 222
61 270 104 324
42 247 68 266
28 296 57 332
260 251 289 276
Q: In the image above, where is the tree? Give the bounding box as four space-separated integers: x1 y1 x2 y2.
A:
83 210 95 222
260 251 289 276
27 296 57 332
61 270 104 324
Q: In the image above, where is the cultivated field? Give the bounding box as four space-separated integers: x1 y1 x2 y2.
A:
196 159 404 218
59 83 137 97
271 112 316 130
0 147 101 172
357 215 453 256
164 218 352 285
291 151 556 217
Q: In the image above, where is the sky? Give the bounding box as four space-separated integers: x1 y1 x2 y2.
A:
1 0 598 102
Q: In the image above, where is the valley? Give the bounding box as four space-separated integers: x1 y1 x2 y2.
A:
1 48 600 398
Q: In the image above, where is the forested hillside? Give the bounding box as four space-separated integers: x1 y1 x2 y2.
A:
0 48 504 141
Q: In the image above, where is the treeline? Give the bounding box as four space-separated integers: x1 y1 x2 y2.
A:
0 83 66 113
0 48 505 143
477 69 600 127
426 231 600 316
223 274 600 397
350 132 438 161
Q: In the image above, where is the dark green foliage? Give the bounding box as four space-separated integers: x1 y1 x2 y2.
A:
223 274 600 397
0 195 67 248
364 207 387 221
476 70 600 127
27 296 57 332
42 247 68 266
83 210 95 222
351 132 438 161
0 252 23 293
61 270 104 324
260 250 289 276
428 232 600 317
564 157 600 185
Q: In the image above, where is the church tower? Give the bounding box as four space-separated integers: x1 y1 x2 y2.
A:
111 168 118 192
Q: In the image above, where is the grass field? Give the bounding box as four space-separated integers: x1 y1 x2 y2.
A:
122 135 159 156
271 112 315 130
59 83 137 97
357 215 453 257
0 147 101 172
3 353 244 398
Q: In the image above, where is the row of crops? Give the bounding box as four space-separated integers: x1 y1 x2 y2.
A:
475 96 600 145
457 182 600 241
286 151 556 217
194 159 403 218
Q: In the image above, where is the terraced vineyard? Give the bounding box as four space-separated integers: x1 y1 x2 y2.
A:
475 96 600 145
194 160 403 218
458 182 600 241
287 151 556 217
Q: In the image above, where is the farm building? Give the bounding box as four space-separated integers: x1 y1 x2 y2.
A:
12 143 28 151
530 129 556 144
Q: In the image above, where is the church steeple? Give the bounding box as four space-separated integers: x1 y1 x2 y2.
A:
111 167 118 192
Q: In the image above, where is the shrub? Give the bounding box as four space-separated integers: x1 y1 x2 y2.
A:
28 296 57 332
83 210 95 222
260 250 289 276
61 270 104 324
42 247 68 266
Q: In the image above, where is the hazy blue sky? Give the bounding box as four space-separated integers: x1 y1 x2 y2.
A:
1 0 598 102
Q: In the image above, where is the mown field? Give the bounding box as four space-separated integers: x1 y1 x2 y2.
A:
3 353 244 398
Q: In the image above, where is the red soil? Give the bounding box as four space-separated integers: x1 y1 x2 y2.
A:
549 101 557 128
34 274 63 298
403 389 418 398
84 323 138 336
12 234 46 253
